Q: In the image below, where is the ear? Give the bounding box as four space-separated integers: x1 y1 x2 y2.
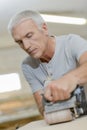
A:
41 23 49 35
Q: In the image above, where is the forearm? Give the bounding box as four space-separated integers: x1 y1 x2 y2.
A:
66 62 87 86
37 101 44 116
44 62 87 102
33 90 44 116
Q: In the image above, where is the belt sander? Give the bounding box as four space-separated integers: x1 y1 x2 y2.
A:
42 85 87 125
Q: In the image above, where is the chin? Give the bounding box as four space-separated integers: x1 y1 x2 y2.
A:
31 52 42 59
32 54 41 59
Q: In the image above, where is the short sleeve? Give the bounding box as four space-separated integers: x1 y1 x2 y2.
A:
68 34 87 62
22 64 43 93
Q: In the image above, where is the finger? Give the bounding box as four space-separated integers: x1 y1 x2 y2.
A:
51 87 71 102
50 86 60 102
44 87 53 101
64 92 71 99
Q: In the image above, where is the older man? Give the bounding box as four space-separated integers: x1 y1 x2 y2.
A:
8 10 87 116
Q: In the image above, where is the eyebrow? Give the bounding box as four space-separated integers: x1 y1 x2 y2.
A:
14 38 22 44
25 32 33 37
14 32 33 43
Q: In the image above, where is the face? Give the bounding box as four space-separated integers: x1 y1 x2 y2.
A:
12 19 49 59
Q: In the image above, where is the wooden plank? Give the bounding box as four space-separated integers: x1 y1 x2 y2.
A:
18 116 87 130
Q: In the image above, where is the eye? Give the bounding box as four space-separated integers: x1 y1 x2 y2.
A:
26 32 33 38
15 40 23 46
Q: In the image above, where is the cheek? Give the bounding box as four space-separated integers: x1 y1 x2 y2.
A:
31 33 47 48
39 43 47 55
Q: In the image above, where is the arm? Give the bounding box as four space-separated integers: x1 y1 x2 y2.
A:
67 51 87 85
33 90 44 116
44 51 87 102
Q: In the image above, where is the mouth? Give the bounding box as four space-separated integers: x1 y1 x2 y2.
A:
28 48 38 55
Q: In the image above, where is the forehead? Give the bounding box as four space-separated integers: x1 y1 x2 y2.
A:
13 19 38 31
12 19 39 39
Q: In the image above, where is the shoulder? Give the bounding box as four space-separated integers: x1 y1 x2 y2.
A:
22 56 33 65
66 34 83 41
56 34 86 46
55 34 81 45
22 56 40 68
56 34 81 40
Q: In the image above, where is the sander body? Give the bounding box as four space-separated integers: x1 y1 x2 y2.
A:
43 86 87 124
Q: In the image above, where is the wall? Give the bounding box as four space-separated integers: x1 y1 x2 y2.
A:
0 41 32 99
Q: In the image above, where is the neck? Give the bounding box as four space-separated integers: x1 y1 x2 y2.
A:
40 36 55 63
40 56 51 63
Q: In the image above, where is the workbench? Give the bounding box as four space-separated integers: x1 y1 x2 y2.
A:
18 116 87 130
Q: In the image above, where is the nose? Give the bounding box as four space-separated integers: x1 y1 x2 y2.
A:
22 39 31 50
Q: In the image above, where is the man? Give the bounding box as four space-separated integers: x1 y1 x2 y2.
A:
8 10 87 116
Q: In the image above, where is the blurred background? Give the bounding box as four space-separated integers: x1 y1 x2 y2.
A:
0 0 87 129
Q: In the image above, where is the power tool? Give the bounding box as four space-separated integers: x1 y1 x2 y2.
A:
42 85 87 125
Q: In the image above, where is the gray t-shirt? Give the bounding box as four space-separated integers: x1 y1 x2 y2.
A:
22 34 87 93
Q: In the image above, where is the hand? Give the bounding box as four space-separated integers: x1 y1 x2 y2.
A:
44 74 78 102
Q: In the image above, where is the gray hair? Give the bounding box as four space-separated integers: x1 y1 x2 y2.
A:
8 10 45 35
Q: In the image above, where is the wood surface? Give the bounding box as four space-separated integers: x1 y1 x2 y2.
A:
18 116 87 130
